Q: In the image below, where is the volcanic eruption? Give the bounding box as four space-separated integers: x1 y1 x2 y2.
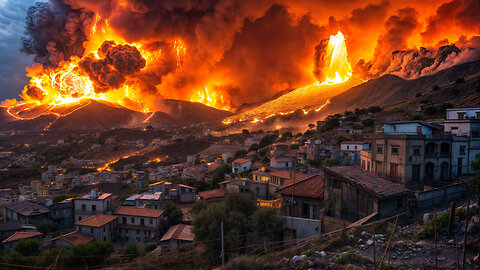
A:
0 0 479 128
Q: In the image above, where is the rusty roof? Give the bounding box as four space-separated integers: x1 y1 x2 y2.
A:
268 170 308 181
160 224 194 242
276 175 324 199
324 166 408 198
232 158 250 164
114 206 165 218
74 214 117 228
3 231 42 243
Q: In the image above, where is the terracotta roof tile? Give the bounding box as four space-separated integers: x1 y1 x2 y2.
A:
198 189 226 200
276 175 324 199
114 206 165 218
268 170 308 181
232 158 250 164
74 214 117 228
3 231 42 243
49 231 94 245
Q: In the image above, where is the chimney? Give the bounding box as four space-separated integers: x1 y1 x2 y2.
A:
91 189 98 199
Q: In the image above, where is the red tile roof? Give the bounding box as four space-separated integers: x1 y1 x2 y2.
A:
114 206 165 218
74 214 117 228
276 175 324 199
268 170 308 181
198 189 226 200
49 231 94 245
160 224 194 242
3 231 42 243
232 158 250 164
324 166 408 198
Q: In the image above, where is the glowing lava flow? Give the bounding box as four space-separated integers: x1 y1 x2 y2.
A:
320 31 352 85
190 87 232 111
222 31 352 125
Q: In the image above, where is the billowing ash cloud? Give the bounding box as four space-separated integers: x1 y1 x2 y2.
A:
20 1 94 67
79 41 146 93
313 39 329 83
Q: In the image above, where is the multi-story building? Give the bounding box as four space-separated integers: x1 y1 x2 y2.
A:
3 201 50 225
49 199 74 229
361 115 480 190
73 189 113 222
75 214 118 242
114 206 165 243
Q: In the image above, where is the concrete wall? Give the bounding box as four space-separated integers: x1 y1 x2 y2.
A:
416 182 467 211
283 216 321 242
384 123 432 135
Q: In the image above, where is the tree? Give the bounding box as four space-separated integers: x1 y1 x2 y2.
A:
123 242 139 256
234 150 247 159
247 143 259 152
190 201 207 214
335 135 350 144
281 132 293 141
165 201 184 226
289 144 299 150
259 134 277 148
439 102 453 113
14 239 40 256
308 123 316 129
35 219 57 234
210 164 232 187
361 118 375 127
250 207 283 242
242 129 249 135
423 105 438 116
323 158 340 166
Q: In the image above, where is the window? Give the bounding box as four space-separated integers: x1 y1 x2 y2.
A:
131 217 135 223
150 219 153 225
92 205 96 213
457 112 466 119
333 179 340 189
122 217 126 224
377 145 383 154
137 230 140 235
460 146 466 155
103 226 106 232
140 218 144 226
347 145 350 150
413 148 420 155
81 204 86 211
90 227 94 233
354 146 358 150
391 146 399 155
451 127 458 130
361 160 366 169
78 217 82 221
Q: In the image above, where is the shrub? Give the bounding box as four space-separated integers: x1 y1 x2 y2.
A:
333 250 362 265
423 105 438 116
323 158 340 166
145 243 157 252
452 89 460 96
14 239 40 256
432 85 440 91
123 242 138 256
455 77 465 84
361 118 375 127
367 106 382 113
415 92 422 98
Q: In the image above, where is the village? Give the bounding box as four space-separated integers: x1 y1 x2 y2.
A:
0 106 478 269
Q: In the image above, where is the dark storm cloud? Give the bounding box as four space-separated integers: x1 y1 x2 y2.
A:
0 0 36 101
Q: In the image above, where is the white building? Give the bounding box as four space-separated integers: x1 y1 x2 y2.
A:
231 158 252 174
114 206 165 243
75 214 118 242
73 189 113 222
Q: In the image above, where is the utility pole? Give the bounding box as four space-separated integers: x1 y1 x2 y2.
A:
221 221 225 265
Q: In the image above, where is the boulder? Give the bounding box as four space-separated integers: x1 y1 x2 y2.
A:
292 255 306 263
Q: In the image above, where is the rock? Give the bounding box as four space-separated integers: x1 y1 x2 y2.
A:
348 234 355 240
367 239 374 246
361 231 367 236
320 251 327 257
468 219 478 234
447 239 455 245
473 254 479 263
438 256 445 261
374 234 385 239
357 239 363 244
292 255 306 263
360 244 366 249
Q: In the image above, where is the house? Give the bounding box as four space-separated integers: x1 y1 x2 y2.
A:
2 231 43 252
231 158 252 174
253 169 308 187
340 141 371 165
361 118 480 190
169 184 196 203
198 189 226 203
323 166 410 223
134 171 148 190
49 199 74 229
270 144 297 169
135 192 164 209
276 175 324 219
0 221 25 243
160 224 194 252
149 181 166 193
48 230 94 248
114 206 165 243
73 189 113 222
75 214 118 242
443 108 480 137
3 201 50 225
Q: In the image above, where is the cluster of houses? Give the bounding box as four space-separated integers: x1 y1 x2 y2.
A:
0 107 478 253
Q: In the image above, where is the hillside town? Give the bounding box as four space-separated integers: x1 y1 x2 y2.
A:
0 106 478 269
